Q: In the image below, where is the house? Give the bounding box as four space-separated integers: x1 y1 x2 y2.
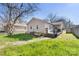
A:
27 17 50 34
27 17 65 34
51 21 65 32
13 23 27 33
13 20 27 33
0 17 65 34
0 22 5 32
65 24 74 33
0 21 27 33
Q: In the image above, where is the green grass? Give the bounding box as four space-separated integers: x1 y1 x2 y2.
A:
57 33 78 40
0 33 34 46
6 33 34 41
0 33 79 56
0 33 34 41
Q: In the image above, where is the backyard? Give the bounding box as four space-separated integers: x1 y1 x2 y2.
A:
0 33 35 46
0 33 79 56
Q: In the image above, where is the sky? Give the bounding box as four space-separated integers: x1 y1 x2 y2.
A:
0 3 79 25
29 3 79 25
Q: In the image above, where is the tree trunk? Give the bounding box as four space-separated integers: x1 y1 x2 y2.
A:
5 22 14 35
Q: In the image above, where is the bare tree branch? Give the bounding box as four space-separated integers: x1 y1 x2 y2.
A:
0 3 39 35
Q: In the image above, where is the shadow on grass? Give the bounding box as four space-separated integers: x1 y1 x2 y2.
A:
72 32 79 39
6 33 34 41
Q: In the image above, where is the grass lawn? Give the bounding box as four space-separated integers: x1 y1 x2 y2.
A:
0 33 34 46
0 33 79 56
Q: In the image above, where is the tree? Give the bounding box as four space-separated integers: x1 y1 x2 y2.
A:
0 3 39 35
46 13 57 23
66 19 73 29
55 17 68 29
45 13 58 34
56 17 73 29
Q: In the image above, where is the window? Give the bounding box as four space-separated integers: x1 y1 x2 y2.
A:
36 25 38 29
30 26 32 29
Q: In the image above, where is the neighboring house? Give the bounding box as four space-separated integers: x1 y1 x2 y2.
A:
13 20 27 33
51 21 65 31
27 17 65 34
13 23 27 33
66 24 75 33
0 23 5 32
0 22 27 33
66 27 72 33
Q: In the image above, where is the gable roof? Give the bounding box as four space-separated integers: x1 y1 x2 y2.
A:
27 17 49 25
27 17 67 27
